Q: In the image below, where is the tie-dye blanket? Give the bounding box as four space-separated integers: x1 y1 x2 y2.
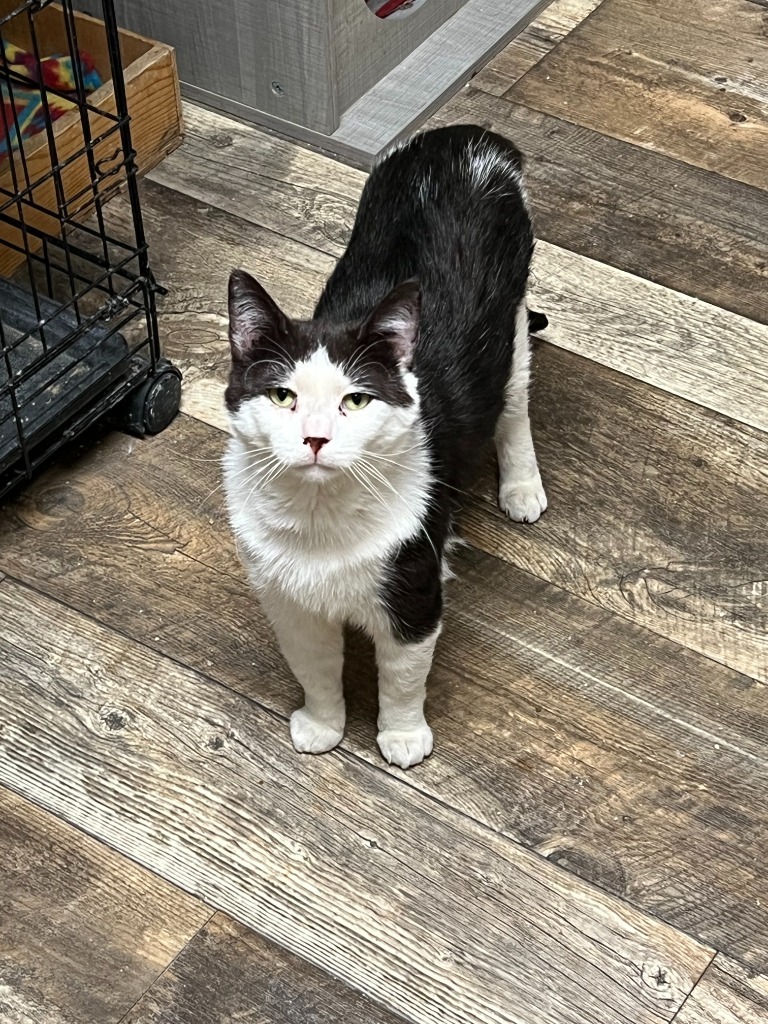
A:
1 41 102 161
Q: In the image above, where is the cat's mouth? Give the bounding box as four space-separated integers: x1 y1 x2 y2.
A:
297 461 337 474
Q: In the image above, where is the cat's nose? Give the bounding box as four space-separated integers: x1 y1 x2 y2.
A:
304 436 329 457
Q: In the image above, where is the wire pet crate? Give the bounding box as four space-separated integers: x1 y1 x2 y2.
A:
0 0 181 500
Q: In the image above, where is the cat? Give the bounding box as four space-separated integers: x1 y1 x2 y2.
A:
223 124 547 769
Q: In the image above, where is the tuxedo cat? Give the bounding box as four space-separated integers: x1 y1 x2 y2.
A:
223 125 547 769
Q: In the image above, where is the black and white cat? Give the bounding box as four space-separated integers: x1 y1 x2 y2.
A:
223 125 547 769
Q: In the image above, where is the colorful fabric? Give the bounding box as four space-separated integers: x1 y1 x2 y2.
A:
1 41 102 161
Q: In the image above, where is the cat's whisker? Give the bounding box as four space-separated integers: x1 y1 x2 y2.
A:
356 459 441 571
198 452 278 510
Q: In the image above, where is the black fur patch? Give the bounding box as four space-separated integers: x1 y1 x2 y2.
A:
226 272 413 411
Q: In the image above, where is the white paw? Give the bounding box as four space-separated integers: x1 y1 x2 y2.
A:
499 475 547 523
377 722 434 769
290 708 344 754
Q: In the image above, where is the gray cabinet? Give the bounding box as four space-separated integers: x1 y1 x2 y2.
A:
79 0 551 163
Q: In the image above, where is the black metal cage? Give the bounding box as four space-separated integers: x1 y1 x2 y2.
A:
0 0 180 499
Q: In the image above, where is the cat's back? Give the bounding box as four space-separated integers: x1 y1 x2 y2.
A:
369 125 529 239
316 125 533 323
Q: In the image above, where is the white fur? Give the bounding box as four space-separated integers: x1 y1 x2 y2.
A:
495 301 547 522
376 624 439 768
466 140 527 203
224 345 438 768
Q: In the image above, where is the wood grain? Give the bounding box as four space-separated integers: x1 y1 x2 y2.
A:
0 579 713 1024
507 0 768 189
466 342 768 682
472 0 605 96
0 784 209 1024
675 956 768 1024
147 103 365 257
428 93 768 326
123 912 408 1024
529 241 768 432
1 417 768 969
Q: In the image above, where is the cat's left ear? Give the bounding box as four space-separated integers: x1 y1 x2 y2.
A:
361 280 421 368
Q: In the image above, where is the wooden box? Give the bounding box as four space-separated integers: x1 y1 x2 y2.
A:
86 0 550 163
0 3 182 276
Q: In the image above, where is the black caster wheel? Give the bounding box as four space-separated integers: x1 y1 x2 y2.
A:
122 359 182 436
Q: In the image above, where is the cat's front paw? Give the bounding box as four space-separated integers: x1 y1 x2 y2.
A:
290 708 344 754
377 722 434 769
499 474 547 523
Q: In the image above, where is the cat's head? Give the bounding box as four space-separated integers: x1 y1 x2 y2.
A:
225 270 422 479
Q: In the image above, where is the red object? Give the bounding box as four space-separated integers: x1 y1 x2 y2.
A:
374 0 412 17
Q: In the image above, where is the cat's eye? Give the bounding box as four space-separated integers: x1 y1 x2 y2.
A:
342 392 371 411
268 387 296 408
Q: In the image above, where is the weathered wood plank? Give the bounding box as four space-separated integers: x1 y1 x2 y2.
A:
472 0 605 96
123 912 408 1024
675 955 768 1024
528 243 768 433
0 784 210 1024
506 0 768 189
147 103 365 258
428 93 768 326
0 579 713 1024
1 416 767 969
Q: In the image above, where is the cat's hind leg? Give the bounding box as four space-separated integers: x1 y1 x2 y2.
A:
261 591 346 754
495 301 547 523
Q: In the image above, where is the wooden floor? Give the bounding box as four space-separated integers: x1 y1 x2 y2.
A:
2 1 768 1021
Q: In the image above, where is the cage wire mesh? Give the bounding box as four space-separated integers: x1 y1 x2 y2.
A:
0 0 180 499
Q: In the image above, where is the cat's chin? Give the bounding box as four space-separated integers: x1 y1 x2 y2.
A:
294 462 339 480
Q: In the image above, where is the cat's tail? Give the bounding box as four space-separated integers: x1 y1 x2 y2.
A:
528 309 548 334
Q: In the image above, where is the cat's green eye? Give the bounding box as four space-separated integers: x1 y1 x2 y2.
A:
342 392 371 411
268 387 295 408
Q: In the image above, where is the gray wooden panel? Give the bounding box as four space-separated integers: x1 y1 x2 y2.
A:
179 0 552 165
78 0 338 134
329 0 467 113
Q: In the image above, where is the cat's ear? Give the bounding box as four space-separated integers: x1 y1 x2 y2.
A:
360 280 421 368
228 269 289 361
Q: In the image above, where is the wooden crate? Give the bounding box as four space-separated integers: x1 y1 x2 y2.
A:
87 0 550 164
0 3 182 277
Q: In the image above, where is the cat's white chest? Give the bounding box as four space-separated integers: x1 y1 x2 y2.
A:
224 435 431 628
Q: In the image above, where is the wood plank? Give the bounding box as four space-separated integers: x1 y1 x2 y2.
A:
123 912 408 1024
0 784 210 1024
428 93 768 326
471 0 605 96
1 416 768 969
529 242 768 433
675 955 768 1024
506 0 768 189
147 102 366 257
0 579 713 1024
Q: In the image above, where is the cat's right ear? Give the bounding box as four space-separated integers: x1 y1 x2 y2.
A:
228 269 288 361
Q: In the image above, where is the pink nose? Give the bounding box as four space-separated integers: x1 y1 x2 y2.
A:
304 436 329 457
